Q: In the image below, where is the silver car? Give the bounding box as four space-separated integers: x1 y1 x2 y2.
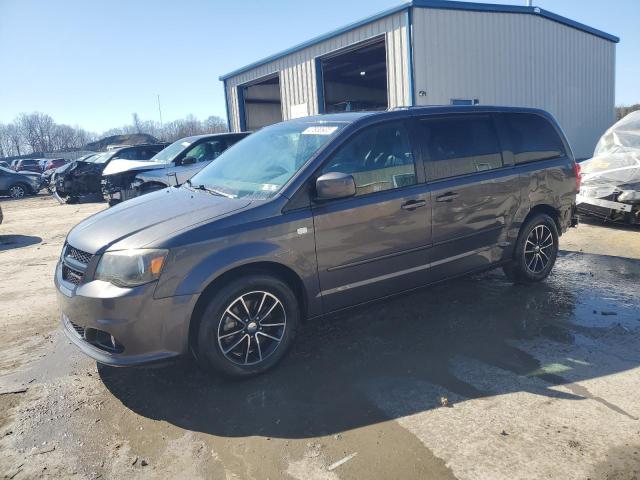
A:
102 133 250 203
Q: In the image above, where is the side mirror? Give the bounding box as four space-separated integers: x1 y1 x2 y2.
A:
181 156 197 166
315 172 356 201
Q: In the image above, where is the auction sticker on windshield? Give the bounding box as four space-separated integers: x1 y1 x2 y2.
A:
302 126 338 135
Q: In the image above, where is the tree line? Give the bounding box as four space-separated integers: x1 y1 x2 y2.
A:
0 112 228 159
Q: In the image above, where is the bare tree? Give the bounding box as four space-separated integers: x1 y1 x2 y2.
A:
205 115 227 133
132 113 143 134
4 123 24 156
16 112 56 153
0 111 229 158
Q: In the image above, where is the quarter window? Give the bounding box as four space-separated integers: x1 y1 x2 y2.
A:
503 113 566 164
320 122 416 196
420 115 503 181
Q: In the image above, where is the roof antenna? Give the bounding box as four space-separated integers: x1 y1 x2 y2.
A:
526 0 533 5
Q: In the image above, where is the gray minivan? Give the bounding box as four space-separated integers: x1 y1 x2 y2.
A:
56 106 579 378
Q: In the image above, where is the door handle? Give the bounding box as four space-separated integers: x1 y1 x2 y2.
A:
436 192 459 202
401 199 427 211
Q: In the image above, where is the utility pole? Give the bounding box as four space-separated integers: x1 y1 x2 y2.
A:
157 94 163 128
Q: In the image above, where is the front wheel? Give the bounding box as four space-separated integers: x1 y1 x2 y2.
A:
9 183 29 199
196 274 300 378
503 213 559 284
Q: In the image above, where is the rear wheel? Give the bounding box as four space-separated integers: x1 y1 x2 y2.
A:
503 213 559 283
9 183 28 199
196 274 300 378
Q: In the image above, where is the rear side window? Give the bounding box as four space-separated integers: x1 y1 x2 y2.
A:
419 115 503 181
503 113 566 164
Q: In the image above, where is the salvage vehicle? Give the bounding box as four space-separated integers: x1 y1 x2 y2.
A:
53 145 166 203
56 106 579 378
14 158 43 173
44 158 67 171
0 166 43 198
577 111 640 224
102 133 250 204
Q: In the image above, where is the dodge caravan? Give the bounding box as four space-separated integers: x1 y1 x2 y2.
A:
56 106 579 378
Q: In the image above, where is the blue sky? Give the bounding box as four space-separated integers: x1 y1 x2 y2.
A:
0 0 637 133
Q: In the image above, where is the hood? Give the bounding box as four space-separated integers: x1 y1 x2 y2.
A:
66 186 252 253
18 171 42 178
55 162 74 175
103 159 167 176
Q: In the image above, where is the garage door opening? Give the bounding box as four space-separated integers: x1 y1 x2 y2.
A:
320 37 388 113
240 75 283 131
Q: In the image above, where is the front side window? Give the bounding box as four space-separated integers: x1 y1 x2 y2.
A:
189 121 346 199
420 115 503 181
320 121 416 196
185 140 225 163
503 113 566 164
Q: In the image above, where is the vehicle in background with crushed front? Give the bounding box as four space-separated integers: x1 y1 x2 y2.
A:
53 144 166 203
102 132 250 205
577 111 640 225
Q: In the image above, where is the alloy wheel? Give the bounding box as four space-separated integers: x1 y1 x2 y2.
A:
217 290 286 366
9 185 25 198
524 224 554 273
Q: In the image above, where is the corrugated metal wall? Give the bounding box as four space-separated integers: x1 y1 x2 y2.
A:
225 11 410 132
412 8 616 159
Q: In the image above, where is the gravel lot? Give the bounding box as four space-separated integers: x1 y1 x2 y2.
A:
1 195 639 480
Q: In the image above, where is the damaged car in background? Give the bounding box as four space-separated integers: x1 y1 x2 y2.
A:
101 132 250 205
53 144 166 203
0 166 43 198
577 111 640 225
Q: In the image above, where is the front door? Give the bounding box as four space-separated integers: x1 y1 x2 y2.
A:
416 114 520 281
174 139 228 185
312 120 431 312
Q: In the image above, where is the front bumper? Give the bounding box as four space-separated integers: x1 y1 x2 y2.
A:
55 261 198 366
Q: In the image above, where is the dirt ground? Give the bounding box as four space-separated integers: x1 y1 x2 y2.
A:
1 194 639 480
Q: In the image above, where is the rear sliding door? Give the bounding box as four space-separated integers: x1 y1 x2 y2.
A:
415 113 521 281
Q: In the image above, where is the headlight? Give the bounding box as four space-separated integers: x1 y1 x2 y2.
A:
95 249 168 287
617 190 640 203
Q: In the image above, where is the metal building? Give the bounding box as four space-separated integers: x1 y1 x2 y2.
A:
220 0 618 159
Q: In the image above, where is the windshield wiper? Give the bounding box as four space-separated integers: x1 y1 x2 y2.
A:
186 179 234 198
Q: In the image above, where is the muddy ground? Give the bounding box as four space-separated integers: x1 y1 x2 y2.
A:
0 195 639 480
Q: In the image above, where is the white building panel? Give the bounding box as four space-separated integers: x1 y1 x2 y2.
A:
224 11 410 132
411 7 616 158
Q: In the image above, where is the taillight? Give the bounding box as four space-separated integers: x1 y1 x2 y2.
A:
573 162 581 192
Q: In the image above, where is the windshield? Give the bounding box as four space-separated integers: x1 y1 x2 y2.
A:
92 152 114 164
189 122 345 199
148 139 191 164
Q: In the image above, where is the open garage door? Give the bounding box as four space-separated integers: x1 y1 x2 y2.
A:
239 74 283 131
320 37 388 113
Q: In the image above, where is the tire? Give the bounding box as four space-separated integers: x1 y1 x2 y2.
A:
8 183 28 199
65 196 79 204
196 274 300 378
503 213 559 284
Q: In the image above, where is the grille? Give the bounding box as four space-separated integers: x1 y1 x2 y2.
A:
69 320 85 338
66 245 93 265
62 265 83 285
61 244 93 286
